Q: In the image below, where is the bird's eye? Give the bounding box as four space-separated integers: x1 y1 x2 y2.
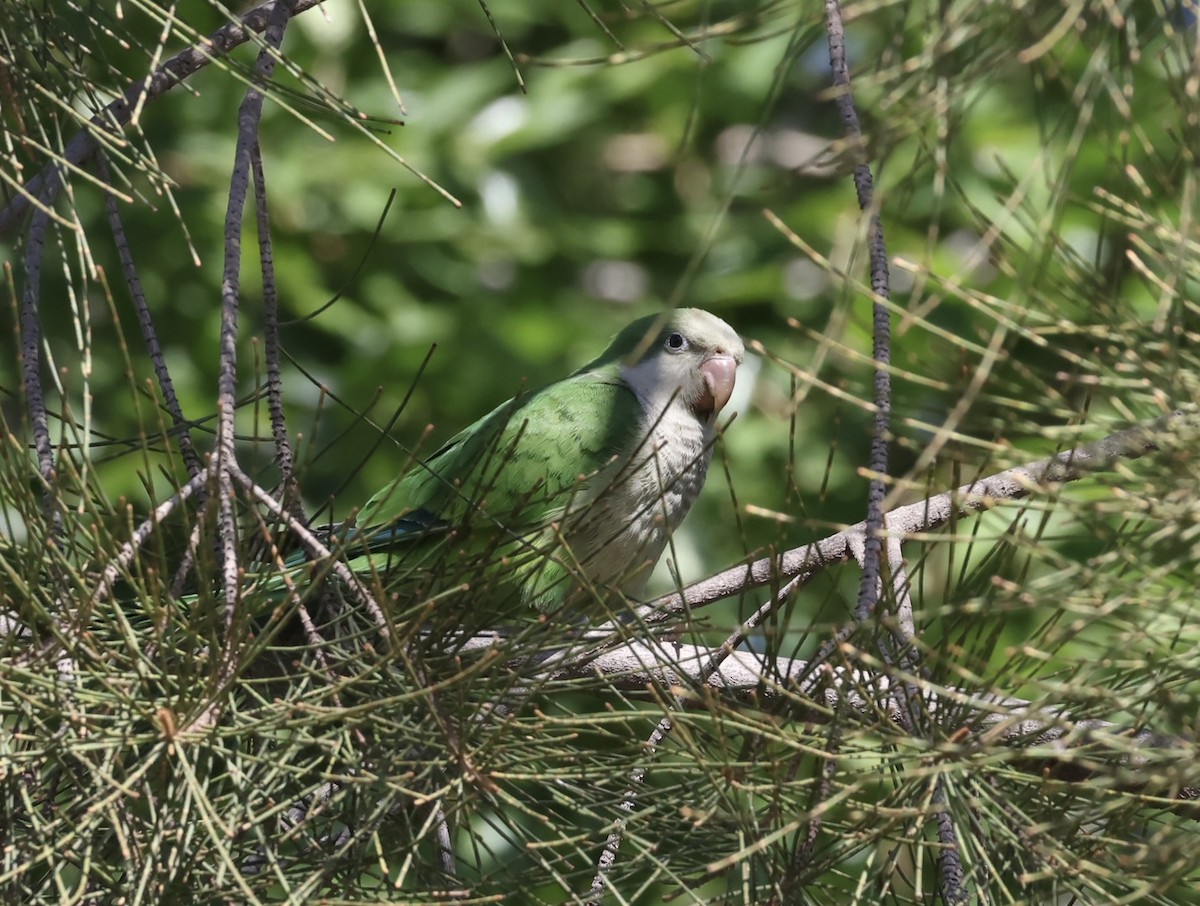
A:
665 332 688 352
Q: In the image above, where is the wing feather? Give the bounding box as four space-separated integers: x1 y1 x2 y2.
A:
352 371 644 568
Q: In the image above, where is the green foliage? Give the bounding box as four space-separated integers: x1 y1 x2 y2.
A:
3 0 1200 903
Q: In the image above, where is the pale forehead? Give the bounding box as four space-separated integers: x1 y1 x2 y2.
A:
672 309 743 353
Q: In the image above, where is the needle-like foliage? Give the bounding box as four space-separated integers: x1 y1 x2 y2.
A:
2 1 1200 903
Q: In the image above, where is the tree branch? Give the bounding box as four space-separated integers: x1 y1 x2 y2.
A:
640 410 1185 622
549 639 1200 809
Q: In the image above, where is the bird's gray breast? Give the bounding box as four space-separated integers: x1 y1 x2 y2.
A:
567 402 713 595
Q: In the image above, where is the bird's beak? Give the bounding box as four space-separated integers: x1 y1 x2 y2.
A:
697 352 739 418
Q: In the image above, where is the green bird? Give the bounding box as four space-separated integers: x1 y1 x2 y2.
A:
340 308 743 615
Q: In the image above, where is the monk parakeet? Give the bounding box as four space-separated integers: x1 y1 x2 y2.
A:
341 308 743 614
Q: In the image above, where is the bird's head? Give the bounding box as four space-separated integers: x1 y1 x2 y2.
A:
584 309 745 421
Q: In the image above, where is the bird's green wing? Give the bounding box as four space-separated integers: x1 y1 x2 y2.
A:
358 370 641 526
346 370 646 611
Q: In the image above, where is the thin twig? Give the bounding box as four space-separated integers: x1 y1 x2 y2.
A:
435 801 457 880
169 518 205 600
0 0 326 238
251 142 304 523
826 0 893 631
933 778 969 905
586 576 805 903
231 466 390 638
18 201 57 530
96 153 204 481
174 1 301 740
215 0 295 633
779 679 842 901
92 467 212 607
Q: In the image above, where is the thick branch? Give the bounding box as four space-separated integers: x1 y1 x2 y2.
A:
643 411 1183 621
552 640 1200 807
